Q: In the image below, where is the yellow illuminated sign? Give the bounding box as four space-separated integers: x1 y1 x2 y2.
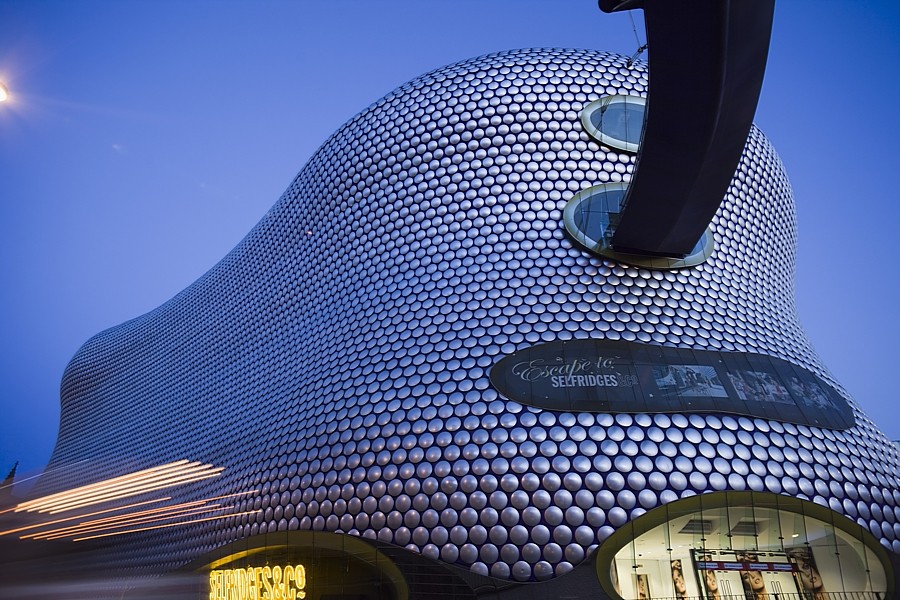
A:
209 565 307 600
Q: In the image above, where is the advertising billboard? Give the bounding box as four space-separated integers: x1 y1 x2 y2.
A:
490 340 853 429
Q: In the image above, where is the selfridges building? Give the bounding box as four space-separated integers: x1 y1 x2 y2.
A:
5 15 900 600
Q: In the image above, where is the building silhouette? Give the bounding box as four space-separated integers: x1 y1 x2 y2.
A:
3 45 898 600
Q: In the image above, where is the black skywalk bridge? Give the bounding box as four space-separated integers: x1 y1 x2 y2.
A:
599 0 775 258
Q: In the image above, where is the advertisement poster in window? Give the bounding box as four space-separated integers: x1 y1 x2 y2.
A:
633 573 650 600
786 546 828 600
671 559 689 599
696 553 722 600
736 552 772 600
611 561 621 597
693 549 799 600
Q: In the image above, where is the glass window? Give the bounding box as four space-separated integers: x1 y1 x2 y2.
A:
582 95 646 153
597 492 891 600
565 183 626 251
563 184 715 269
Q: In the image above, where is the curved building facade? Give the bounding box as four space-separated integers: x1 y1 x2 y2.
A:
10 48 900 598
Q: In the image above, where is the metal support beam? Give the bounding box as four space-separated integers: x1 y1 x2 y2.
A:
600 0 775 257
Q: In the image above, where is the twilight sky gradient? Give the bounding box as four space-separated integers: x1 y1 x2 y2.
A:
1 1 898 483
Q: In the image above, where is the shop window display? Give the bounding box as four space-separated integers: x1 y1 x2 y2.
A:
597 492 891 600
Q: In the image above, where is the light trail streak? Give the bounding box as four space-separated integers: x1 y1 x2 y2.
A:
0 497 170 537
15 461 222 514
33 504 226 540
6 489 258 540
73 510 260 541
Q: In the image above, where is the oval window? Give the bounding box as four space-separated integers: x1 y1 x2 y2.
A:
563 183 714 269
581 95 646 152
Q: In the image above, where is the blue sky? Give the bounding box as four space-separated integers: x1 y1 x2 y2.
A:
1 0 898 481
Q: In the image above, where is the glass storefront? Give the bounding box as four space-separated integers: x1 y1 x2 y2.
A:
597 491 891 600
